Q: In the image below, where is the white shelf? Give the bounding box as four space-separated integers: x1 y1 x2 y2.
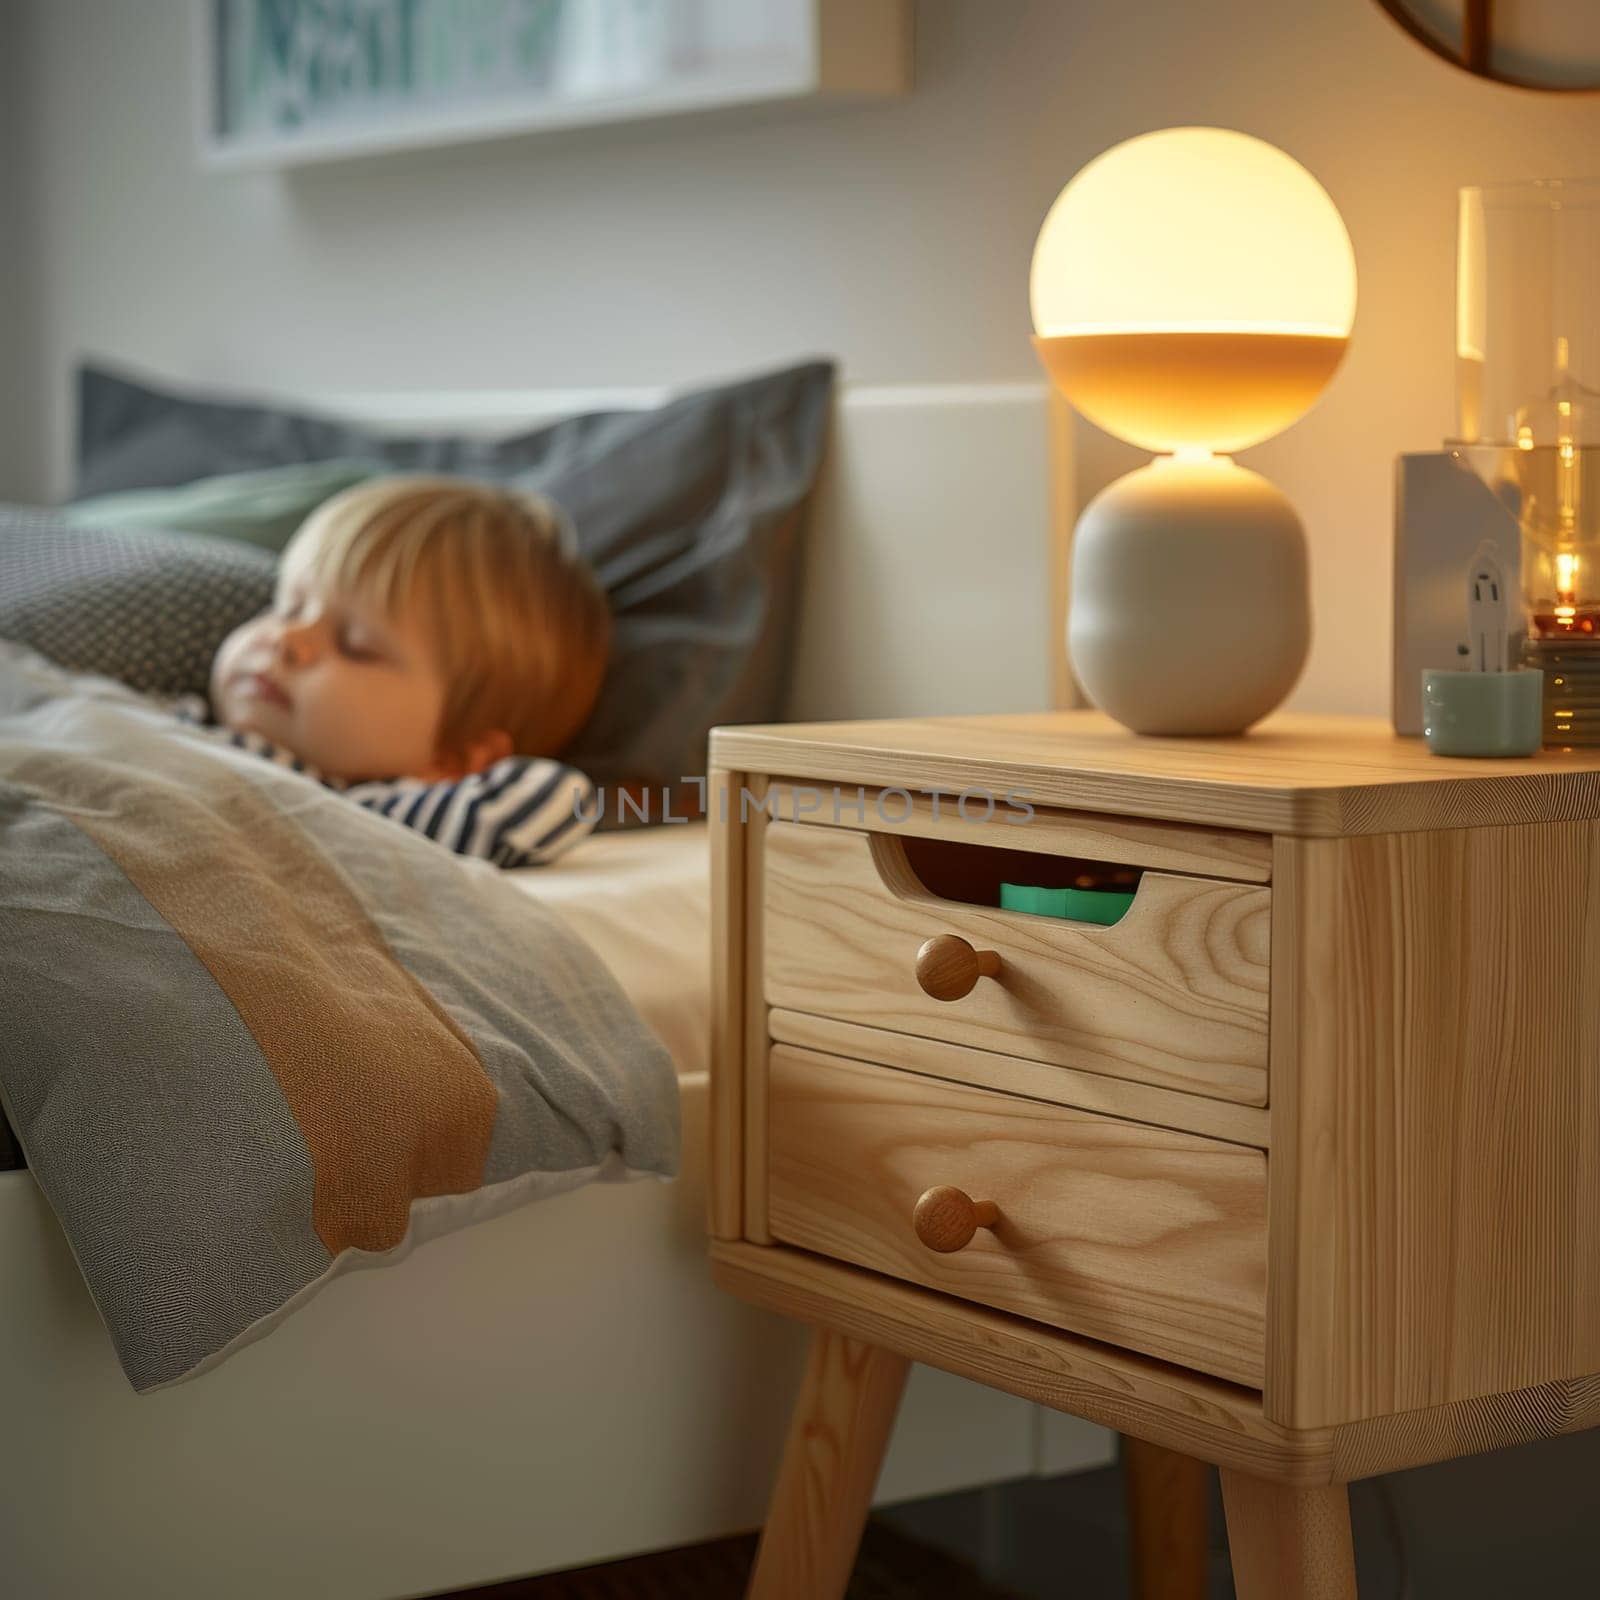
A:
194 0 911 174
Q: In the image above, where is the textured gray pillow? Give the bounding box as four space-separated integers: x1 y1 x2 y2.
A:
0 507 277 1173
0 506 276 699
77 361 837 790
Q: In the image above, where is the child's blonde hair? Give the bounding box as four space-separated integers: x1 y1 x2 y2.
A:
282 475 609 759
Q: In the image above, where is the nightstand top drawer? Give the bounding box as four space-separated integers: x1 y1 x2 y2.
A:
711 710 1600 837
762 817 1270 1105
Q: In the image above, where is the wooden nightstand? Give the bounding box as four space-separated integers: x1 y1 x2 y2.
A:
707 711 1600 1599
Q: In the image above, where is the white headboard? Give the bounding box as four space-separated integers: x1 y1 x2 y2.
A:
311 380 1073 722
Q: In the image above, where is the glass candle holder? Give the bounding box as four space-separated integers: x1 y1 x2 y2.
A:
1456 180 1600 639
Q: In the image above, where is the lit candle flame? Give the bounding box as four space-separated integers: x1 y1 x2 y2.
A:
1558 551 1580 599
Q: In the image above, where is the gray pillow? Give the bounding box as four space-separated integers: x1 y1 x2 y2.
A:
0 506 276 699
67 459 387 553
77 360 837 791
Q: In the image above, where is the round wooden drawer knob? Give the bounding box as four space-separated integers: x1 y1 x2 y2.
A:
912 1185 1001 1253
915 934 1001 1001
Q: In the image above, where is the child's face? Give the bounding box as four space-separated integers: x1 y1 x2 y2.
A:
210 574 458 783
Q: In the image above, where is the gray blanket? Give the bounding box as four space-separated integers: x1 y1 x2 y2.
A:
0 643 679 1391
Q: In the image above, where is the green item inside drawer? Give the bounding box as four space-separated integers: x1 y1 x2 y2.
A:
1000 881 1135 926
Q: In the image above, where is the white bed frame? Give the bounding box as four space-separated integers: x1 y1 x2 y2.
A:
0 378 1108 1599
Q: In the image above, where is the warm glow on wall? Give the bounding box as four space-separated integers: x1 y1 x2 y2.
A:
1030 127 1356 453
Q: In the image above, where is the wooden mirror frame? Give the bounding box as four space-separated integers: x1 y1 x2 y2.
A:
1373 0 1600 92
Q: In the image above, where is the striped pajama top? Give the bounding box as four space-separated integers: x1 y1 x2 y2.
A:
171 696 597 868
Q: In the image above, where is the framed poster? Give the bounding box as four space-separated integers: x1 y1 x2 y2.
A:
194 0 909 171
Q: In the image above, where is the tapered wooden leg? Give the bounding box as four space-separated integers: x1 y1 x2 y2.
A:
747 1328 911 1600
1123 1435 1209 1600
1220 1469 1358 1599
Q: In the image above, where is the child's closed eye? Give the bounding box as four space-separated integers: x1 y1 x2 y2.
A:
337 628 386 662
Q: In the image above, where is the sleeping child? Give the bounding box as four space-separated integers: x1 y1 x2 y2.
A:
183 475 610 868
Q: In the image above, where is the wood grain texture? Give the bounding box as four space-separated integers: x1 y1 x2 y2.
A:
766 1047 1268 1386
763 820 1270 1104
714 1246 1600 1489
1219 1472 1356 1600
712 1240 1334 1484
1267 822 1600 1428
766 1011 1271 1147
1328 1371 1600 1482
707 767 744 1240
1123 1437 1209 1600
763 779 1273 882
742 775 773 1244
746 1328 910 1600
717 718 1600 1565
710 712 1600 837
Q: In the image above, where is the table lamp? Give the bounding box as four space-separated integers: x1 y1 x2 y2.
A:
1031 127 1357 735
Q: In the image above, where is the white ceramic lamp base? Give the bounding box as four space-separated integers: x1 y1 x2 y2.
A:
1068 454 1310 736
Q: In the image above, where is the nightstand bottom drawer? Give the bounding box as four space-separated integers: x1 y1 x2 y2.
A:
766 1045 1267 1387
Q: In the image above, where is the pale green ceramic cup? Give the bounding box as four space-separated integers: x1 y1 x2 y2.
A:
1420 667 1542 757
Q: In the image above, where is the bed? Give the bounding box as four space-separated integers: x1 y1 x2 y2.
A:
0 378 1112 1598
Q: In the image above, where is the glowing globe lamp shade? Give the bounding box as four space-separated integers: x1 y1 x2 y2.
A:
1031 127 1357 455
1030 130 1357 737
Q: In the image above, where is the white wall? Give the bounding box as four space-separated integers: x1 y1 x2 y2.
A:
0 6 36 502
14 0 1600 717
